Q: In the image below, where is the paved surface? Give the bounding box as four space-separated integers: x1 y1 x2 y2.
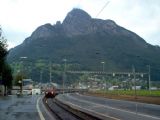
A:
0 95 40 120
56 93 160 120
0 95 55 120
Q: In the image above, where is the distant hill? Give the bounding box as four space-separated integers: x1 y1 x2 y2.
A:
8 8 160 82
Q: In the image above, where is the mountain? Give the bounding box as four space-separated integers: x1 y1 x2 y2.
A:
8 8 160 82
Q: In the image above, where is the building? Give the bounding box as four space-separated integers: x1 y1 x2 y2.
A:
132 86 141 90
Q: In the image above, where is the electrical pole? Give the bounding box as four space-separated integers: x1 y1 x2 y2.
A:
20 56 27 95
49 62 52 83
101 62 105 72
101 61 105 95
40 69 43 84
63 59 67 94
147 65 151 90
132 65 137 99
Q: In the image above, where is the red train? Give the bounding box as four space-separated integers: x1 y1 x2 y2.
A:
45 88 58 98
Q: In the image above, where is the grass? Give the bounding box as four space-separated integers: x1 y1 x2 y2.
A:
96 90 160 97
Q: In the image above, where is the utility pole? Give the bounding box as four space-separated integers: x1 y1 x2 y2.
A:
147 65 151 90
63 59 67 94
101 61 106 95
20 56 27 95
101 62 105 72
132 65 137 99
49 62 52 83
40 69 43 84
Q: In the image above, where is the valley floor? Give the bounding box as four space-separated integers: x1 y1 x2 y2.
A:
86 91 160 105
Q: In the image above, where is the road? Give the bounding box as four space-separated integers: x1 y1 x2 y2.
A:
0 95 54 120
56 93 160 120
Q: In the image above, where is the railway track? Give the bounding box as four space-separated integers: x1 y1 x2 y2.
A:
43 97 102 120
43 97 84 120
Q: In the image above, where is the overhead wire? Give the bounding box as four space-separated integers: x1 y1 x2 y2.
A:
96 1 110 18
0 25 6 40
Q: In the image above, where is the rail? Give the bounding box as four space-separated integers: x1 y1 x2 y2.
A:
43 96 114 120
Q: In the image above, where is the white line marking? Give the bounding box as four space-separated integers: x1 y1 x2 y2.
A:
67 94 160 120
36 97 45 120
41 98 55 120
57 97 120 120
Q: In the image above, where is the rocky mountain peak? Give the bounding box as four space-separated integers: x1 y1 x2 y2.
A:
31 23 54 39
62 8 92 36
63 8 91 25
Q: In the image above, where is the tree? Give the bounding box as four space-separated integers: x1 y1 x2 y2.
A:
0 31 13 95
14 73 24 94
2 63 13 94
0 38 8 73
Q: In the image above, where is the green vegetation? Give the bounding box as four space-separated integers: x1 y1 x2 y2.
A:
0 36 13 95
96 90 160 97
7 32 160 82
11 61 78 84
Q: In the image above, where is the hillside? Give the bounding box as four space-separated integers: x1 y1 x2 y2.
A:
7 8 160 82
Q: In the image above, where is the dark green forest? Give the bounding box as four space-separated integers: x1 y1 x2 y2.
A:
0 37 13 94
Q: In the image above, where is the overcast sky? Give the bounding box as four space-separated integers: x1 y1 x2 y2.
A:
0 0 160 49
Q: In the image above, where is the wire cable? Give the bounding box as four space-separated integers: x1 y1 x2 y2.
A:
96 1 110 17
